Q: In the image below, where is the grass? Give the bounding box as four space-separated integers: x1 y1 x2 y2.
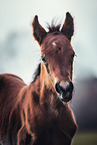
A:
72 132 97 145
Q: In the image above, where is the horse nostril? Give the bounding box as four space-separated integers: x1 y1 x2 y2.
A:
68 81 74 92
55 83 62 94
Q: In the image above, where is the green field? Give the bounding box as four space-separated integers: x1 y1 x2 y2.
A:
73 132 97 145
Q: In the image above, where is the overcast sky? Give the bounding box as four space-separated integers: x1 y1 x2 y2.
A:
0 0 97 84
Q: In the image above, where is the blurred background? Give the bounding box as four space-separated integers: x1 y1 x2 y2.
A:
0 0 97 144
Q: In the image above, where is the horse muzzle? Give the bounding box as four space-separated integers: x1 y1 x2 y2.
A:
55 81 74 102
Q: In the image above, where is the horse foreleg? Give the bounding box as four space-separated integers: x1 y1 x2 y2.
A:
17 126 33 145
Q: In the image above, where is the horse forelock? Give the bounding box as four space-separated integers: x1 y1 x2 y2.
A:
47 19 61 33
47 25 61 33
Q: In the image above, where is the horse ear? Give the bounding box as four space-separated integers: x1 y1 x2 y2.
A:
61 12 74 41
32 15 47 44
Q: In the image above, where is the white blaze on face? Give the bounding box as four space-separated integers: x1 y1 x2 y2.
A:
52 42 56 47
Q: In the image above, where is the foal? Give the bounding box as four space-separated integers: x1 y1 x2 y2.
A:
0 12 77 145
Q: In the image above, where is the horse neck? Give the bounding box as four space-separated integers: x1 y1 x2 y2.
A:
29 62 58 105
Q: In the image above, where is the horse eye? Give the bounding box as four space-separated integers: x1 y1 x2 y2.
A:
41 56 47 63
71 54 74 59
71 52 75 59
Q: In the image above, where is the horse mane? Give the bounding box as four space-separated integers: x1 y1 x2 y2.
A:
32 63 41 83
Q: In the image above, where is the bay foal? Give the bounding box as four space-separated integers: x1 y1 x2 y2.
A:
0 12 77 145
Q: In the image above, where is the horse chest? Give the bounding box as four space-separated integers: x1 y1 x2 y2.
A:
27 101 59 135
33 123 70 145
